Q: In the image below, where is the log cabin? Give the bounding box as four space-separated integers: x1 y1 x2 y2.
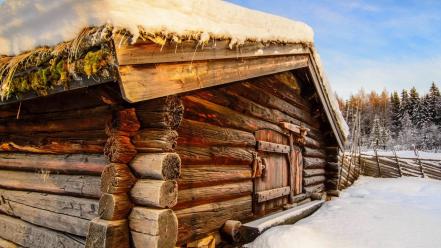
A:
0 0 349 247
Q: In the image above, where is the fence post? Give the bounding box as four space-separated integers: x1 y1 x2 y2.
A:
392 148 402 177
374 148 381 177
413 146 425 178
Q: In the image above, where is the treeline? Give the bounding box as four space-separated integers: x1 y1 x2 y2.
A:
338 82 441 151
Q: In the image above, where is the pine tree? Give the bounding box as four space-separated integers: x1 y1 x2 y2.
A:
428 82 441 126
400 89 410 118
408 87 420 126
369 115 382 148
397 112 416 149
389 91 401 139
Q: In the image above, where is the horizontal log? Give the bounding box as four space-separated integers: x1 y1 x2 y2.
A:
304 184 325 194
0 237 18 248
178 165 252 189
132 129 178 152
177 145 254 165
303 176 326 186
194 89 316 133
256 141 290 154
0 153 106 175
303 168 325 177
0 138 104 154
303 147 327 158
175 196 252 245
0 170 101 198
256 186 291 203
0 198 89 237
0 110 111 133
303 157 327 169
176 181 252 209
0 214 84 248
106 108 140 134
0 189 98 220
86 218 129 248
118 54 309 103
182 95 283 133
131 179 178 208
177 119 256 147
135 96 184 129
130 153 181 180
225 82 318 128
101 163 137 194
99 193 133 220
129 207 178 248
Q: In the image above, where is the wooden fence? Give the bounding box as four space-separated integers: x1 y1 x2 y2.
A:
360 154 441 180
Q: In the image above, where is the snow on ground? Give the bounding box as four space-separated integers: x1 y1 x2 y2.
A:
363 150 441 160
247 176 441 248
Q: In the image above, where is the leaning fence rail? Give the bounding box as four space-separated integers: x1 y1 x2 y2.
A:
359 153 441 180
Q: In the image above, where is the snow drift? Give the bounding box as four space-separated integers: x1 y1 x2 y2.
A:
247 176 441 248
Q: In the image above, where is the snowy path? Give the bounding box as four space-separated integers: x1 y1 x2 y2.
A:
246 176 441 248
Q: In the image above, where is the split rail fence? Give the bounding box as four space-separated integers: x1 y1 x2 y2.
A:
360 153 441 180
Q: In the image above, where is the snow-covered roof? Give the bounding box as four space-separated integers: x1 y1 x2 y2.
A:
0 0 348 143
0 0 313 56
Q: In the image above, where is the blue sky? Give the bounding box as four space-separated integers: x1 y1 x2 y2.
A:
229 0 441 98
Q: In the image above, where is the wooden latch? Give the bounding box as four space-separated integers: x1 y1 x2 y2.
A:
251 152 266 178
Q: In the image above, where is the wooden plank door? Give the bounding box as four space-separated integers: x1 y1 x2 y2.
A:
254 129 290 216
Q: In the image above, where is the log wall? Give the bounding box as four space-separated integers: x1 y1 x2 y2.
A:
0 86 117 248
173 72 336 245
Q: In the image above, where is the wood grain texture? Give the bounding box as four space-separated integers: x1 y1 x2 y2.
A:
0 170 101 198
129 153 181 180
0 214 84 248
118 55 308 102
130 179 178 208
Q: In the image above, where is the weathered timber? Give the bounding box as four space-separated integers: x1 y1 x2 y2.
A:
0 170 101 198
303 168 325 177
0 237 18 248
303 176 326 186
256 186 291 203
224 82 318 128
85 218 129 248
256 141 290 154
104 135 137 164
251 72 308 110
242 200 324 242
175 196 252 245
118 55 309 102
0 199 89 237
98 193 132 220
194 89 316 133
177 145 254 165
178 119 256 147
305 136 321 148
130 179 178 208
0 214 84 248
303 157 327 169
222 220 242 243
106 108 140 134
132 129 178 152
176 181 252 209
182 96 283 133
178 165 252 189
304 184 325 193
135 96 184 129
129 207 178 248
0 189 98 220
0 137 104 154
303 147 327 158
0 153 106 175
130 153 181 180
0 111 111 133
100 163 136 194
115 40 308 65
